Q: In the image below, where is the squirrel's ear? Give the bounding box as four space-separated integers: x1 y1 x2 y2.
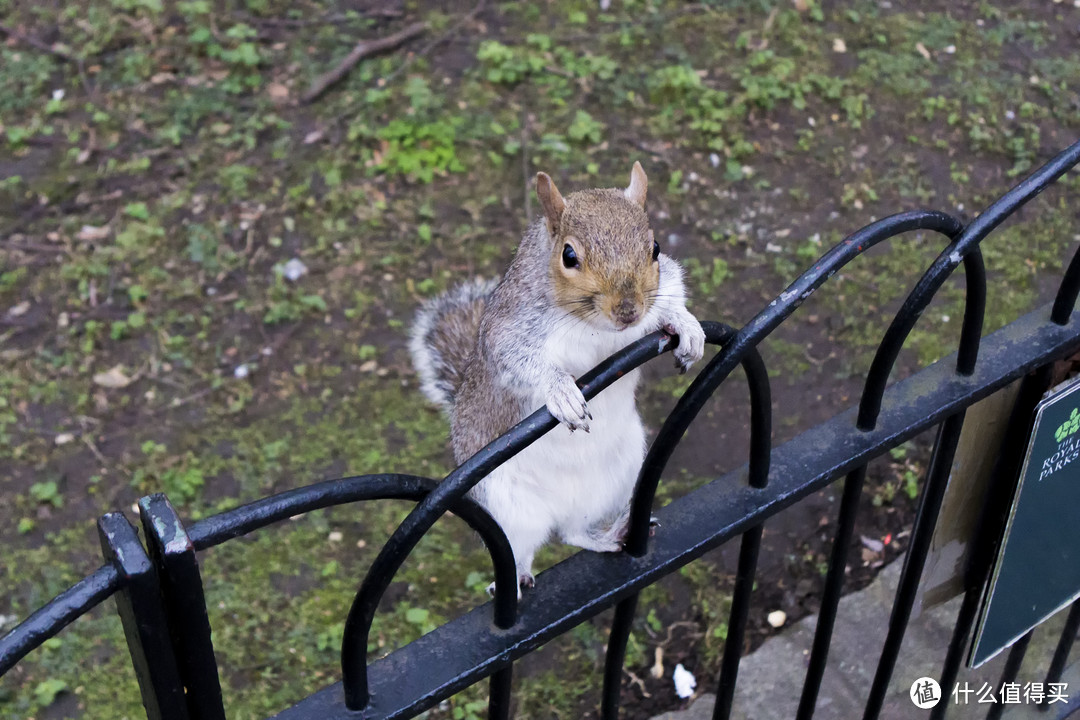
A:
624 161 648 208
536 172 566 235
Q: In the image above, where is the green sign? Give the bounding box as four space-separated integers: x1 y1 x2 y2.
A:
970 375 1080 667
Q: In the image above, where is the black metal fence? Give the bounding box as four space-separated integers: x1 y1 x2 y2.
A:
3 139 1080 720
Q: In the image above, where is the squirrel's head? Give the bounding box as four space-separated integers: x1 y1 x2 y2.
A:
537 162 660 332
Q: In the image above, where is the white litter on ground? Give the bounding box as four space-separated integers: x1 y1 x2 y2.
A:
674 663 697 699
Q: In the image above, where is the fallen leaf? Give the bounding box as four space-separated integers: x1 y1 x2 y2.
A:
7 301 30 317
93 365 135 388
268 82 289 102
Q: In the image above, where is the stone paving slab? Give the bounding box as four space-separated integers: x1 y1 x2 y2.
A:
648 558 1079 720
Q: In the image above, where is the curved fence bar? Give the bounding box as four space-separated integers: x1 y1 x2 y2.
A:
863 143 1080 720
1052 244 1080 326
961 140 1080 260
854 167 1080 426
805 220 988 720
624 210 964 557
857 245 988 427
957 249 988 376
598 321 770 719
804 230 983 720
735 324 773 491
186 473 520 629
341 332 679 709
0 564 122 676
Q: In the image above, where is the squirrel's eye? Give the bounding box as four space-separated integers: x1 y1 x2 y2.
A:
652 240 660 261
562 244 579 269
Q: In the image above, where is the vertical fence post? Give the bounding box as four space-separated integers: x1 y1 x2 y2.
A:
139 494 227 720
488 665 513 719
600 593 640 719
1044 600 1080 693
712 523 765 720
98 511 190 720
863 411 968 720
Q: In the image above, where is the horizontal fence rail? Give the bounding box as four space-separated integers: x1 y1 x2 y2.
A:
1 138 1079 720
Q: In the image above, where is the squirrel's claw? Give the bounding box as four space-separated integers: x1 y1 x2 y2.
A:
663 316 706 374
546 374 591 432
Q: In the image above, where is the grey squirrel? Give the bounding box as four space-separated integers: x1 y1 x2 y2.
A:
409 163 706 593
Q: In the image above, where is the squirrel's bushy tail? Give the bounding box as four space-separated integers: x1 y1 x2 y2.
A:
409 277 499 412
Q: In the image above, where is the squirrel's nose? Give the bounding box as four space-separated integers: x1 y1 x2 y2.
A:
614 299 640 326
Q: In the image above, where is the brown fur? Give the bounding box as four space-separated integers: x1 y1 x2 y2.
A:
412 165 665 457
550 188 660 328
409 277 499 411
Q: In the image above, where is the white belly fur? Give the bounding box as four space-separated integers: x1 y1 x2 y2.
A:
472 318 649 548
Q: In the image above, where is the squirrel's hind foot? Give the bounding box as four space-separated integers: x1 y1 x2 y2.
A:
485 571 535 601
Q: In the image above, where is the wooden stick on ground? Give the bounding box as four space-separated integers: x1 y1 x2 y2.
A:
302 21 427 104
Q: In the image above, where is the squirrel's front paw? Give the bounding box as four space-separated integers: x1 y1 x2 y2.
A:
664 316 706 373
546 374 591 432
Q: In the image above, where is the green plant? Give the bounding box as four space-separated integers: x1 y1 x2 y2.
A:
476 38 546 85
131 442 205 503
33 678 67 708
29 481 63 508
684 257 731 295
263 276 329 324
566 110 604 145
375 117 465 183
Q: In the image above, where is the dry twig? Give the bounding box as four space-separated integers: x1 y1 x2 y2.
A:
302 21 428 104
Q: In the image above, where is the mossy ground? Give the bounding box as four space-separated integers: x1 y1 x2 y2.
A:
2 0 1079 717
